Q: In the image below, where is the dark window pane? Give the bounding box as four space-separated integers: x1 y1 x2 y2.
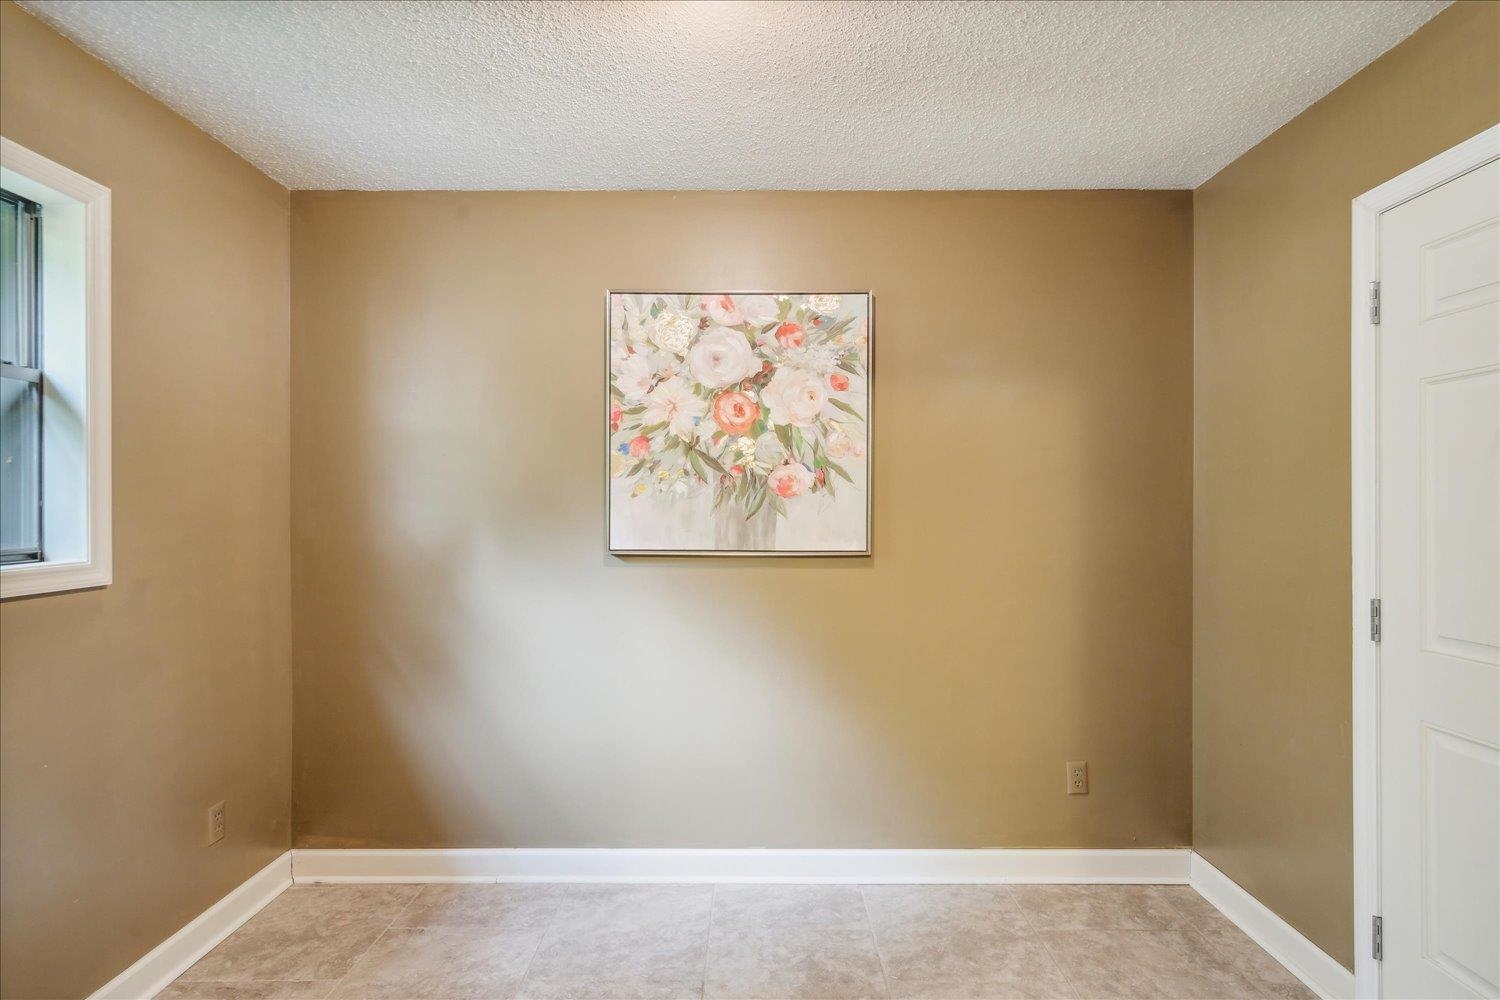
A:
0 196 18 366
0 189 40 563
0 375 40 562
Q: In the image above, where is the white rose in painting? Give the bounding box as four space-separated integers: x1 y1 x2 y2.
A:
826 428 853 459
760 367 827 427
806 294 842 313
789 342 841 376
687 328 759 389
615 352 655 402
753 430 785 465
642 376 708 440
739 295 780 325
648 309 697 355
649 348 684 380
766 462 814 499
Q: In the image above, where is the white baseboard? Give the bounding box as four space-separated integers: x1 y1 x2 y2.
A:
89 851 291 1000
1188 852 1355 1000
290 847 1191 884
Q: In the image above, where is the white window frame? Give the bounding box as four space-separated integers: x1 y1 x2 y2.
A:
0 137 111 599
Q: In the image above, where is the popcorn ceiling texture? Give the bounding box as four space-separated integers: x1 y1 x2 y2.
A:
20 0 1447 190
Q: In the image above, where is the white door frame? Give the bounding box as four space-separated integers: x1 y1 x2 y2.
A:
1350 123 1499 1000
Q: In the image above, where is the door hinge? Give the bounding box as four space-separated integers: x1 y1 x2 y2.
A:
1372 915 1383 961
1369 281 1381 325
1370 598 1382 643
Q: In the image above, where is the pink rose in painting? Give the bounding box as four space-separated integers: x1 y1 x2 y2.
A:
774 322 805 348
628 435 651 459
711 391 761 436
610 402 623 431
729 464 745 476
828 372 849 392
703 294 744 327
767 463 814 500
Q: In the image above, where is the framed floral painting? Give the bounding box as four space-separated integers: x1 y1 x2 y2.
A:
607 291 872 555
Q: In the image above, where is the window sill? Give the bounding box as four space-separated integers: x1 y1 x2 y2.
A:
0 558 110 599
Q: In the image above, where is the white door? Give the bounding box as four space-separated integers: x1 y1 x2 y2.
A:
1378 158 1500 1000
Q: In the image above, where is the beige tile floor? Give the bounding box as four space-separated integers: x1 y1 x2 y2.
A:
157 882 1315 1000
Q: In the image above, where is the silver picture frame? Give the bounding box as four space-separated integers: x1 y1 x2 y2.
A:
605 289 874 557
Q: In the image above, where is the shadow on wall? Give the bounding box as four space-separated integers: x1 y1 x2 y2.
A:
289 191 1192 850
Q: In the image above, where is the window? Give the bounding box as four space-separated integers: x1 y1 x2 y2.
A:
2 189 44 564
0 138 111 598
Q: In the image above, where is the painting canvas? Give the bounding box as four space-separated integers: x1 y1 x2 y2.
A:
607 291 872 555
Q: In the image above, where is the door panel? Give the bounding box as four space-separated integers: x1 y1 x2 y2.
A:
1422 726 1500 998
1378 158 1500 1000
1423 366 1499 663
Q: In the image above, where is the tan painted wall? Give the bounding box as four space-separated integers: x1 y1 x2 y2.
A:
290 189 1193 852
1192 0 1500 972
0 4 292 998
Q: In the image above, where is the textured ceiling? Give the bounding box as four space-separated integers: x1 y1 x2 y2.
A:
19 0 1448 190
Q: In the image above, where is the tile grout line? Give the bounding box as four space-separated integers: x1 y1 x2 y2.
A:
515 882 568 999
858 885 893 999
1165 886 1302 997
1010 885 1085 1000
696 883 718 1000
323 884 425 997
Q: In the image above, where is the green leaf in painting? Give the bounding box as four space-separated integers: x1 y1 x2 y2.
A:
696 449 726 475
686 449 708 481
744 486 768 520
774 424 794 453
825 459 854 483
770 495 788 518
828 398 863 421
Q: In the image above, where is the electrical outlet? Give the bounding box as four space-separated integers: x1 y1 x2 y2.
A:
1066 760 1089 795
208 801 226 845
